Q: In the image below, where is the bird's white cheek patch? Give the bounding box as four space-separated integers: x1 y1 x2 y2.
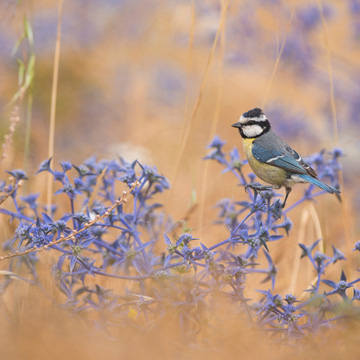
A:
242 124 263 138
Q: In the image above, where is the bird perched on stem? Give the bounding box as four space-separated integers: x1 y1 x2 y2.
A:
232 108 340 208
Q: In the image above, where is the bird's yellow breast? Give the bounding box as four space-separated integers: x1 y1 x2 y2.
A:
242 138 288 187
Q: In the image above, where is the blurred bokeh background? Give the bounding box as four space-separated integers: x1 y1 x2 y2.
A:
0 0 360 358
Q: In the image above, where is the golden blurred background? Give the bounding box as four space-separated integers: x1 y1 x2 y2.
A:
0 0 360 358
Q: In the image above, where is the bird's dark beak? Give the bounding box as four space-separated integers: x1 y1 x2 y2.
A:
231 122 241 128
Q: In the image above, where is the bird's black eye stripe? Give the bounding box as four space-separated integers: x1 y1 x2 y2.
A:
241 120 268 127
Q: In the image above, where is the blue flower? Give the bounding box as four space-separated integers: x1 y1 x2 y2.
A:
353 289 360 301
176 233 196 247
140 165 170 192
73 213 90 224
7 169 28 180
331 245 346 263
257 289 281 314
352 241 360 252
204 136 227 164
251 197 268 213
323 271 360 299
273 218 293 236
331 148 343 159
229 147 244 171
74 178 85 189
118 166 137 186
297 5 321 30
30 225 54 247
36 158 52 174
73 164 94 177
83 156 98 170
60 161 72 172
20 193 39 209
299 239 321 259
285 294 298 305
181 245 193 261
55 182 82 199
15 223 32 242
208 135 225 149
53 170 65 182
53 219 71 235
313 251 329 268
349 0 360 14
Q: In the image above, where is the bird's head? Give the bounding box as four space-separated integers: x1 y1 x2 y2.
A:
232 108 271 139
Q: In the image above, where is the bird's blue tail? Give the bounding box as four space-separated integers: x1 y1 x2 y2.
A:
298 174 341 194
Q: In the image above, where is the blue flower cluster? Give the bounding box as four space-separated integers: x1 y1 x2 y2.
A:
0 137 358 341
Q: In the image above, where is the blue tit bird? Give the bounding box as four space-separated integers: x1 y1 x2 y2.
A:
231 108 340 208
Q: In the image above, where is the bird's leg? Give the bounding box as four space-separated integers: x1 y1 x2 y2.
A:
282 187 292 208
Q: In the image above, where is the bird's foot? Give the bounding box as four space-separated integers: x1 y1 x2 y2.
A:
245 182 274 192
244 182 276 202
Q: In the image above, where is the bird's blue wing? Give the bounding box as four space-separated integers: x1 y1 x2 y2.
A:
252 142 311 175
